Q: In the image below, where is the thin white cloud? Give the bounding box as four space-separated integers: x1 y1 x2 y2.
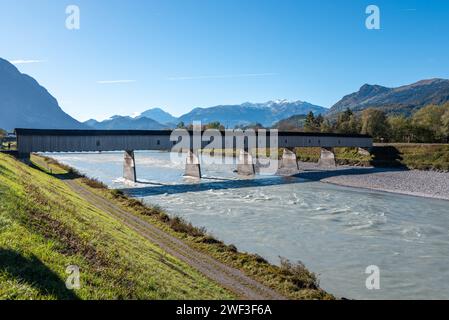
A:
10 59 45 65
167 73 279 81
96 80 136 84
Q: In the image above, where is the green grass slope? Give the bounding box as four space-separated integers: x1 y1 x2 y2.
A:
0 153 234 300
293 145 449 171
371 144 449 171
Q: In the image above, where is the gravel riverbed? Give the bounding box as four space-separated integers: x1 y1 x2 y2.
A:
296 162 449 201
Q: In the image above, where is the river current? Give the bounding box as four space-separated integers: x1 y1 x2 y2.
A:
47 151 449 299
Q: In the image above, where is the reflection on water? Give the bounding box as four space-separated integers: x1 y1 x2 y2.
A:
47 151 449 300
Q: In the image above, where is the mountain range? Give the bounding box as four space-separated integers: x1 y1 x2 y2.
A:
177 100 327 128
0 58 86 131
138 108 178 125
2 55 449 132
84 100 327 130
83 115 168 130
328 78 449 117
85 79 449 129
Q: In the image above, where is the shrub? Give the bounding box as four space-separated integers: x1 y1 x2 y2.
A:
168 216 206 237
279 257 319 289
201 235 222 245
81 177 107 189
252 254 268 264
111 189 125 198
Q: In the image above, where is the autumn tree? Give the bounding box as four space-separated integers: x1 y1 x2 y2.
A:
320 119 332 133
361 108 389 141
442 107 449 139
387 115 411 142
412 104 447 142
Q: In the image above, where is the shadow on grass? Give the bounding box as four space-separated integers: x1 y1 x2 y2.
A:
29 161 79 181
370 146 405 168
0 249 80 300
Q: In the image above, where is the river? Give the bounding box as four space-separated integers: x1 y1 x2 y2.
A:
46 151 449 300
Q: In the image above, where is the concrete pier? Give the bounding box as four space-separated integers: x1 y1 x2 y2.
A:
18 152 31 165
237 150 255 176
185 150 201 178
318 147 336 167
279 148 299 173
123 150 137 182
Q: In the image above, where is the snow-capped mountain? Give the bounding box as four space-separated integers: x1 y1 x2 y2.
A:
178 100 327 128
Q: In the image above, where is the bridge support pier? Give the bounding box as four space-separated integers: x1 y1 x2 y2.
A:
237 150 255 176
318 147 336 167
18 152 31 164
123 150 137 182
279 148 299 173
185 150 201 178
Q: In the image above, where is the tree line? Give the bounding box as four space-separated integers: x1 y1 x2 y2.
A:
170 104 449 144
303 103 449 143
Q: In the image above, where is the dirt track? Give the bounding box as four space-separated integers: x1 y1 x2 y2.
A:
65 180 286 300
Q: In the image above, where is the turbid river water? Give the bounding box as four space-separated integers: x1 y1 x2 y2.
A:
46 151 449 300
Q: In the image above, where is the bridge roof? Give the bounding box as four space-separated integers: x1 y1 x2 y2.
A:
15 128 371 139
15 128 174 136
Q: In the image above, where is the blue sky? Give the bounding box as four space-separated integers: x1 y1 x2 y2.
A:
1 0 449 121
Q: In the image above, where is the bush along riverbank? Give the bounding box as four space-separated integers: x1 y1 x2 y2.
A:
295 145 449 171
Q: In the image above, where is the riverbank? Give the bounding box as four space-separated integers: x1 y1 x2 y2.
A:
296 162 449 201
44 150 449 299
0 153 234 299
0 153 332 300
295 144 449 171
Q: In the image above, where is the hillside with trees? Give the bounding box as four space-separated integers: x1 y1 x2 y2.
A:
328 79 449 117
295 103 449 143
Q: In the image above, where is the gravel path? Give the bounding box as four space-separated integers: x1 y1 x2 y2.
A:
296 162 449 201
65 179 286 300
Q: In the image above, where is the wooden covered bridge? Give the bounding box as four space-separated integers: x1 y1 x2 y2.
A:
15 128 373 181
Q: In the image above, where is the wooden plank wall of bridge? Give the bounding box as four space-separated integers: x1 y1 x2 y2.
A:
15 129 373 154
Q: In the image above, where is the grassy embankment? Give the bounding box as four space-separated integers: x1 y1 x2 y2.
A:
0 153 233 299
0 153 332 300
207 143 449 171
295 144 449 171
371 143 449 171
205 144 449 171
